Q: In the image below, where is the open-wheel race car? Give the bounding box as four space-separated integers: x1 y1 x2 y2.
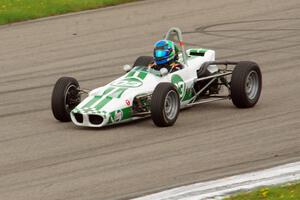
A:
51 27 262 127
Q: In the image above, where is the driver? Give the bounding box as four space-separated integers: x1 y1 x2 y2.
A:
149 40 183 72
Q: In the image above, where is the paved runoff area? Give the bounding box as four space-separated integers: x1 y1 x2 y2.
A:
0 0 300 199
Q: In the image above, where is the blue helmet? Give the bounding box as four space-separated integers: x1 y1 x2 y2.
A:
153 40 177 65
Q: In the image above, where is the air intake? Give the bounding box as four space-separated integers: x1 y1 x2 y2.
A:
89 115 103 125
74 113 83 123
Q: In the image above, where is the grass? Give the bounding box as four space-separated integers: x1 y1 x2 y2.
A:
224 182 300 200
0 0 136 25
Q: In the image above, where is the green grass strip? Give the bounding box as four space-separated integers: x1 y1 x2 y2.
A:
0 0 136 25
225 182 300 200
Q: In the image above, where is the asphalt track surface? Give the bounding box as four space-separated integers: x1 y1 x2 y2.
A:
0 0 299 199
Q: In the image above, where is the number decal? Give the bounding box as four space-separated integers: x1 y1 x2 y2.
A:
111 78 143 88
171 74 186 100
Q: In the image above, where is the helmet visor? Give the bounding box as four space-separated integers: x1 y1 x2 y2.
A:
154 50 169 58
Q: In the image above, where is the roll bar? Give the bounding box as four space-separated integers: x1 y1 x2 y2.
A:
164 27 188 64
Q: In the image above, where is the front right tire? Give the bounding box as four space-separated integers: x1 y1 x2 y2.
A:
151 83 180 127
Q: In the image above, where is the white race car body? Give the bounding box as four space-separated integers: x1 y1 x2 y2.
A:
71 48 216 127
51 27 261 127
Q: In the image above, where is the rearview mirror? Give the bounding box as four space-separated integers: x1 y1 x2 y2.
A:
160 68 169 76
123 64 132 72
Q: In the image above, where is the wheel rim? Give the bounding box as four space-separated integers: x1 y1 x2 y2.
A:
65 85 80 112
164 90 179 120
245 70 259 100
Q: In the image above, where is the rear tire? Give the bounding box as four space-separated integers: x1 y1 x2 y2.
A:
51 77 81 122
133 56 154 67
151 83 180 127
231 61 262 108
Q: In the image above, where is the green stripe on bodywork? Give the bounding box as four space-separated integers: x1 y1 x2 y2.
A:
126 70 135 77
137 71 148 80
108 111 115 124
80 96 101 108
189 48 208 56
127 67 148 80
122 107 132 119
198 48 208 53
111 88 127 98
95 96 112 110
108 106 132 124
182 88 194 101
103 87 114 95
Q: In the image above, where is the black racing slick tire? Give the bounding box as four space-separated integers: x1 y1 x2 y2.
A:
51 77 81 122
133 56 154 67
151 83 180 127
231 61 262 108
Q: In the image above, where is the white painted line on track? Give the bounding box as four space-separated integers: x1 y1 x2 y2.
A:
133 161 300 200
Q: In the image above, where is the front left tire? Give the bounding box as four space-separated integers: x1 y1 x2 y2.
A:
51 77 81 122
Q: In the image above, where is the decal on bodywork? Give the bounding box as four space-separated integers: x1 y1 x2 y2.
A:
111 77 143 88
126 66 149 80
110 88 127 98
113 110 123 122
182 87 194 101
171 74 186 100
189 48 208 57
94 96 112 110
109 107 132 124
74 87 128 113
110 67 149 89
102 87 114 95
74 95 112 113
